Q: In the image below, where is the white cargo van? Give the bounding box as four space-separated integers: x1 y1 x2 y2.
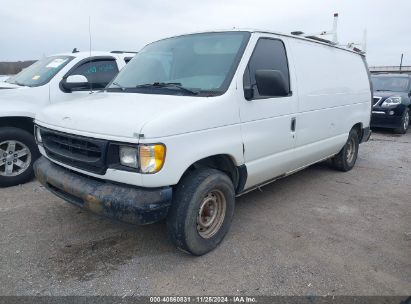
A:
34 30 372 255
0 50 134 186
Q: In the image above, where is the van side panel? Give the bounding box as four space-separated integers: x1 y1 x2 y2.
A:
289 39 371 168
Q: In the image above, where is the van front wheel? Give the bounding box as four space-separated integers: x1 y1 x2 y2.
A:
331 129 359 172
166 169 235 256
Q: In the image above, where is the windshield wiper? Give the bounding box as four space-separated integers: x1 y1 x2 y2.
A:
111 82 127 91
135 82 198 95
8 80 25 87
375 89 393 91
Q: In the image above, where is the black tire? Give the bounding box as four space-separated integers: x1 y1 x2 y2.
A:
166 168 235 256
0 127 40 187
394 109 410 134
331 128 359 172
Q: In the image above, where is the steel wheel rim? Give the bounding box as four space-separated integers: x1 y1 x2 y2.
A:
404 112 409 130
346 137 356 164
197 189 227 239
0 140 31 177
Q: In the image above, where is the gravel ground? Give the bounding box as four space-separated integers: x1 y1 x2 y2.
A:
0 130 410 296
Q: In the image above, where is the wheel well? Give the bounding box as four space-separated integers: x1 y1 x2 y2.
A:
182 155 247 194
352 123 363 141
0 117 34 135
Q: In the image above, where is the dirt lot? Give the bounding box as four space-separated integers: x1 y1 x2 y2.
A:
0 130 410 296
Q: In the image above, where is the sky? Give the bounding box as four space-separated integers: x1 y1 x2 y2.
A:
1 0 410 66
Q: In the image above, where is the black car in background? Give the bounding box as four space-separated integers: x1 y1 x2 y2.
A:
371 74 411 134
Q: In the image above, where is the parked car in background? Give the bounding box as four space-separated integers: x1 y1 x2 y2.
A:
0 50 135 187
371 74 411 134
34 30 371 255
0 75 10 82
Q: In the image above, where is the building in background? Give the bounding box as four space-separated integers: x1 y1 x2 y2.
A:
369 66 411 74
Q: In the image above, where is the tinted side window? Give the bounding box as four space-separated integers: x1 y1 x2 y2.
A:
244 38 290 98
69 59 119 90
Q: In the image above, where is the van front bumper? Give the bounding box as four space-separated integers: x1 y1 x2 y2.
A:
34 157 172 225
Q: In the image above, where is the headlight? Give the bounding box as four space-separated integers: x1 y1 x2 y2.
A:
35 126 43 144
381 96 401 108
139 144 166 173
119 146 139 168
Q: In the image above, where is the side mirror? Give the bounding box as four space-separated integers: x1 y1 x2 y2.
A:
244 87 254 100
62 75 89 91
255 69 289 97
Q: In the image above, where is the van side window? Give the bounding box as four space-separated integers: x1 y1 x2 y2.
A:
244 38 290 99
68 59 119 90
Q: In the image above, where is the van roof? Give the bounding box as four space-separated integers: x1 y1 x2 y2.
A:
163 29 365 57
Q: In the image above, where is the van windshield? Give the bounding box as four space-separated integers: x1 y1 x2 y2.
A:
107 32 250 96
371 76 410 92
7 56 74 87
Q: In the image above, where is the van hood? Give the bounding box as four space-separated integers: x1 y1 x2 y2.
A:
0 82 21 89
36 92 200 139
36 91 238 140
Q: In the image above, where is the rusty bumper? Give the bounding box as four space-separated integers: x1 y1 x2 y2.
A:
34 157 172 225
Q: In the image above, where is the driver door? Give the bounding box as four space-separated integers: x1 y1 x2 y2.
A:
239 36 298 189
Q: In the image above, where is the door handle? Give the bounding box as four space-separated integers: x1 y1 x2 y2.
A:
291 117 296 132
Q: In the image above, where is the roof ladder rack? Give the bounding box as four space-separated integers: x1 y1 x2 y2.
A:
291 13 367 54
291 13 339 45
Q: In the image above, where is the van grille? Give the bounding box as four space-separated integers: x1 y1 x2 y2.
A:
41 128 108 175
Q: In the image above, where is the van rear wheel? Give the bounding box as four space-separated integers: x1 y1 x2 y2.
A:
0 127 40 187
166 168 235 256
331 128 359 172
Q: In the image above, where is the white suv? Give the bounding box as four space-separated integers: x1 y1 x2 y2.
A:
0 50 134 186
34 31 372 255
